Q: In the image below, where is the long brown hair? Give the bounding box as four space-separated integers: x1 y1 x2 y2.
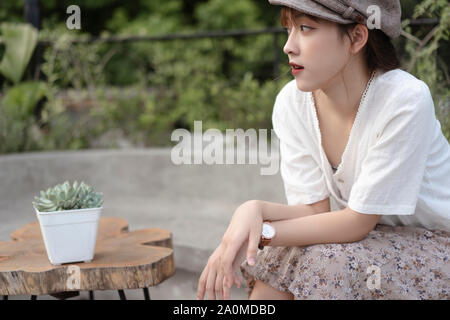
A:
281 7 400 73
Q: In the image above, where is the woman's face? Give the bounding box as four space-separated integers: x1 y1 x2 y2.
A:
283 14 352 92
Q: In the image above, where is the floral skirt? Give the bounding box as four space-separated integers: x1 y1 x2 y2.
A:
240 224 450 300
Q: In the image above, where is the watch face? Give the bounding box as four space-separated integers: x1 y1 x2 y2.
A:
262 223 275 238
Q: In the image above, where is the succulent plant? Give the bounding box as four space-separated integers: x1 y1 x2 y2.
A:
33 181 103 212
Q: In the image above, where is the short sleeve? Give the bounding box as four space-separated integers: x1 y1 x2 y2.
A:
272 91 330 205
348 82 435 215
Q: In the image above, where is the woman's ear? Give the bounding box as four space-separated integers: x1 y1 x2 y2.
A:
348 24 369 55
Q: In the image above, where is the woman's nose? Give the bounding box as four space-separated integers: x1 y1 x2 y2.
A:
283 31 298 56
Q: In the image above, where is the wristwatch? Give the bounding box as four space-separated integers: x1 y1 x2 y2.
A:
258 220 276 250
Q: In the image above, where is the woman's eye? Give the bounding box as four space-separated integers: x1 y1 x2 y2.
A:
284 25 312 35
300 25 313 32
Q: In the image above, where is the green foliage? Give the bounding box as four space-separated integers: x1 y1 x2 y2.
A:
195 0 261 30
0 100 40 154
413 0 450 21
212 72 288 131
33 181 103 212
0 25 99 154
88 87 175 147
0 0 448 154
0 80 93 153
402 0 450 141
83 71 290 148
0 2 23 25
0 23 38 84
0 23 51 154
1 81 47 120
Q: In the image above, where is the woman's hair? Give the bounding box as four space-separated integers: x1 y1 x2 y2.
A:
281 7 400 73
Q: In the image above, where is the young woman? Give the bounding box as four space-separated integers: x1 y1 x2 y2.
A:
197 0 450 300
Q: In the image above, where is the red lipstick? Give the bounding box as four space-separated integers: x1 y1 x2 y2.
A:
290 62 304 76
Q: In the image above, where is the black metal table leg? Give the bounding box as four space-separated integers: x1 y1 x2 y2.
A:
31 295 37 300
89 291 94 300
143 288 151 300
50 291 79 299
118 290 126 300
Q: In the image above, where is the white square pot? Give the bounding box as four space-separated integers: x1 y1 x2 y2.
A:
34 206 102 265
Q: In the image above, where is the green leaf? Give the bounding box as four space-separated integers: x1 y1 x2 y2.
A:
1 81 48 120
0 23 38 84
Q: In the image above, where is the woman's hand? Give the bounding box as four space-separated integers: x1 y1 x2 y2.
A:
196 242 226 300
196 200 264 300
196 239 248 300
219 200 264 297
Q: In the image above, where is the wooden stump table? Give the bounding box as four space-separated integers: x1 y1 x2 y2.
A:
0 217 175 300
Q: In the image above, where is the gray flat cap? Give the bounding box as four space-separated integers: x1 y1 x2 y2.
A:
268 0 402 38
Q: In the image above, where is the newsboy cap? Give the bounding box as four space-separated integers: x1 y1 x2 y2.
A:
268 0 402 38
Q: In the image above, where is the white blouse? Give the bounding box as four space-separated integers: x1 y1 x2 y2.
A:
273 68 450 232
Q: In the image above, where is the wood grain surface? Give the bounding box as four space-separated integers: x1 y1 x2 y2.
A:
0 217 175 296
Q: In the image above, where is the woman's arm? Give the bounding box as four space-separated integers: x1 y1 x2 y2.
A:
268 207 382 247
258 197 331 221
218 202 381 293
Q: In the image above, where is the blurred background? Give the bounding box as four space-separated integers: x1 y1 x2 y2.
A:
0 0 449 300
0 0 448 152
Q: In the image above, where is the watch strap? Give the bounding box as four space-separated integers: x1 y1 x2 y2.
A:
258 238 271 250
258 220 273 250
